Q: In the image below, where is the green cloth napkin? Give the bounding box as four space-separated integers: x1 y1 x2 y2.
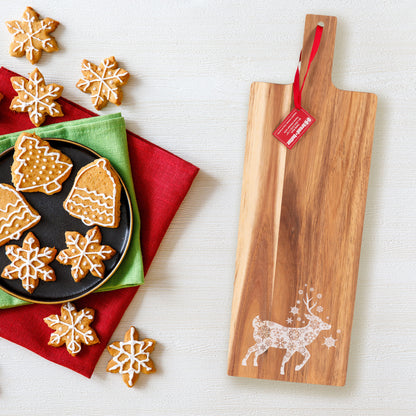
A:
0 113 143 308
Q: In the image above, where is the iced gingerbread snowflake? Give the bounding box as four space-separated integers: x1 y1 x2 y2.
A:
10 68 64 127
107 326 156 388
76 56 130 110
6 6 59 64
1 232 56 294
56 226 116 282
44 302 99 356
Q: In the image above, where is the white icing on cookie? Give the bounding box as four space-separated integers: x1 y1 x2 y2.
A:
0 183 41 246
6 7 58 64
77 58 128 108
13 135 72 194
63 158 118 227
1 232 56 293
44 302 97 355
56 226 115 281
107 327 154 387
11 70 62 126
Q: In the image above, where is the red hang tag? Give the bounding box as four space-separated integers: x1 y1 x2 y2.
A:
273 107 315 149
273 23 323 149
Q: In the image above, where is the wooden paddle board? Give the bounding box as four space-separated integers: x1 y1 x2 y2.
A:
228 14 377 386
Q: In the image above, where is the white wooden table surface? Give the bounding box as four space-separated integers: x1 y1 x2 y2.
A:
0 1 415 415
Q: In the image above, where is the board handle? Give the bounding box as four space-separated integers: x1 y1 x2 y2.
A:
300 15 337 89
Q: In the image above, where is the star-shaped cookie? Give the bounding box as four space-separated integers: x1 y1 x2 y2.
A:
44 302 99 356
1 232 57 294
56 226 116 282
76 56 129 110
6 6 59 64
107 327 156 387
10 68 64 127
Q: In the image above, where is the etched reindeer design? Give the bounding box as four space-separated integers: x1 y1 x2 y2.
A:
242 294 331 375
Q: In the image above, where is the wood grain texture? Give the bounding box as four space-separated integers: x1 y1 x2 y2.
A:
228 15 377 385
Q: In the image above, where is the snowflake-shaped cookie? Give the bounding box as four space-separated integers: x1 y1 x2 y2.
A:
10 68 64 127
1 232 57 294
56 226 116 282
76 56 130 110
44 302 99 356
107 326 156 387
6 7 59 64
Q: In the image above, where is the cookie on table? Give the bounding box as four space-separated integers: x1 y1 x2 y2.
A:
56 226 116 282
12 132 73 195
10 68 64 127
76 56 129 110
0 183 41 247
63 158 121 228
6 6 59 64
44 302 99 356
1 232 56 294
107 326 156 387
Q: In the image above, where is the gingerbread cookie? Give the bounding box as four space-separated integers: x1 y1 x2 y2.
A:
63 158 121 228
107 327 156 387
1 232 56 293
11 132 73 195
10 68 64 127
6 7 59 64
0 183 41 247
44 302 99 356
76 56 129 110
56 226 116 282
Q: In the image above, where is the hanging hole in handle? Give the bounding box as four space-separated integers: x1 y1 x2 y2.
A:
317 21 325 27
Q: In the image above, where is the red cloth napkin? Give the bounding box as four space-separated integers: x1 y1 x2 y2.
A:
0 67 199 377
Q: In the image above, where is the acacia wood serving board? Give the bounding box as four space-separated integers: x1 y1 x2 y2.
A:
228 15 377 386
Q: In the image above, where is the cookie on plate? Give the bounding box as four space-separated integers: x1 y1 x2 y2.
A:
63 158 121 228
1 232 56 293
76 56 129 110
6 6 59 64
10 68 64 127
12 132 73 195
107 326 156 387
44 302 99 356
0 183 41 247
56 226 116 282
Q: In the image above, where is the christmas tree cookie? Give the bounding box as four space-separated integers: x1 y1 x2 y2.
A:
11 132 73 195
63 158 121 228
0 183 41 247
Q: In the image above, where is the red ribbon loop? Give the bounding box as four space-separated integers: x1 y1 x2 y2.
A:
293 24 323 109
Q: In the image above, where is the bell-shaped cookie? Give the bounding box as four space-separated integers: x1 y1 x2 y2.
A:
63 158 121 228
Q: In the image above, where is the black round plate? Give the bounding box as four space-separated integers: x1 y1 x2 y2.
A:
0 139 132 304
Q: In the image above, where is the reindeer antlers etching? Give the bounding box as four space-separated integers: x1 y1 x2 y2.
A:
242 286 339 375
